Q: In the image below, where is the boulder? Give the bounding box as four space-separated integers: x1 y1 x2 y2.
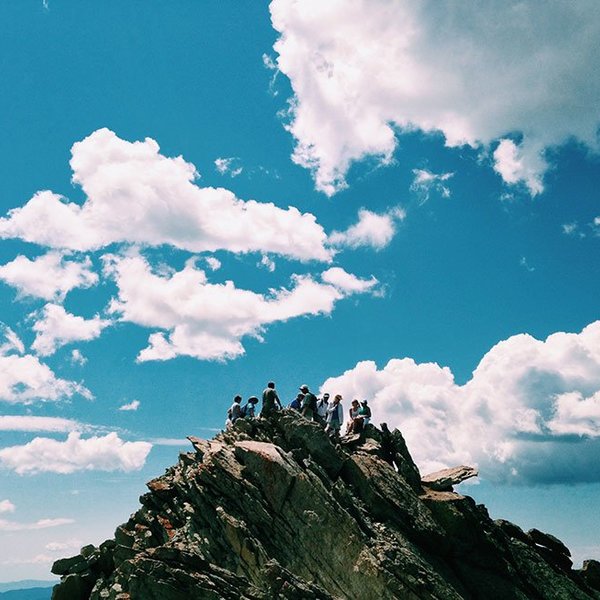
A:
421 465 478 491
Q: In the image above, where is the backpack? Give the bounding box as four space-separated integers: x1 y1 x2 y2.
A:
305 392 317 412
240 403 249 417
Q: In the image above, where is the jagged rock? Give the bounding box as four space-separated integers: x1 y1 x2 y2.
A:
51 410 600 600
527 527 571 557
52 554 88 575
421 465 478 491
580 560 600 592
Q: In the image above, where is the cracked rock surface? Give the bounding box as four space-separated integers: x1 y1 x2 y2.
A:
51 411 600 599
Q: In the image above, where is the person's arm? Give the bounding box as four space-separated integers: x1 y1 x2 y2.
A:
275 392 282 408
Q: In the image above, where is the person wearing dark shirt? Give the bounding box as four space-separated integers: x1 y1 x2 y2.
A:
261 381 282 417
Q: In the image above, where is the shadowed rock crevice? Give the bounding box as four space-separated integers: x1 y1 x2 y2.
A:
51 410 600 599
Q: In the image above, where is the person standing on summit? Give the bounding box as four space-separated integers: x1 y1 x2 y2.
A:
261 381 282 418
299 384 317 420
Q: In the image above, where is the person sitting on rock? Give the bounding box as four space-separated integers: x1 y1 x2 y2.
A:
325 394 343 437
352 399 372 434
345 399 360 434
289 392 304 411
299 384 317 420
226 395 242 428
316 392 330 425
261 381 282 418
241 396 259 418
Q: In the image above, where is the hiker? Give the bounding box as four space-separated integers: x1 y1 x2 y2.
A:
261 381 282 418
325 394 343 437
299 384 317 420
345 399 361 434
241 396 259 418
316 392 330 425
352 399 372 434
289 392 304 411
226 395 243 429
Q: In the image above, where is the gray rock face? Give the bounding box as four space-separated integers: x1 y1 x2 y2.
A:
51 410 600 600
421 465 479 491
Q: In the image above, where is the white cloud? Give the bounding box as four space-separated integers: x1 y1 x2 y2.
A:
328 207 405 250
30 304 110 357
270 0 600 195
519 257 535 272
0 325 87 404
45 539 82 552
0 517 74 532
0 129 331 262
410 169 453 203
0 432 152 475
0 416 83 433
0 325 24 356
562 222 579 236
258 255 276 272
322 321 600 484
0 499 15 513
204 256 221 271
0 353 90 404
492 139 545 196
0 252 98 301
70 349 87 366
214 157 243 177
103 253 377 361
321 267 378 293
118 399 140 411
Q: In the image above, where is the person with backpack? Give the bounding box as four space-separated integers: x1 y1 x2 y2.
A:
325 394 344 437
289 392 304 411
241 396 259 418
261 381 282 418
299 384 317 420
316 392 330 425
225 395 243 429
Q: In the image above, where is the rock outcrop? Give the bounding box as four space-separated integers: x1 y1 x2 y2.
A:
51 411 600 599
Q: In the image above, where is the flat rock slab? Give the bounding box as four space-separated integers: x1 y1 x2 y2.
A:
421 465 478 491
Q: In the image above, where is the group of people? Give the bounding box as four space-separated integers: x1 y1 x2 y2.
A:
226 381 372 438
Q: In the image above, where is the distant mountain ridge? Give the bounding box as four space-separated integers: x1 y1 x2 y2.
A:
0 587 52 600
50 411 600 599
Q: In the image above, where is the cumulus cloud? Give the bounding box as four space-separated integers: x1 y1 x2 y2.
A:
0 432 152 475
0 325 89 403
0 252 98 301
0 517 74 532
0 129 331 262
0 499 15 513
270 0 600 195
30 304 111 356
118 399 140 411
70 349 87 366
0 351 90 404
103 253 377 361
322 321 600 484
492 139 545 196
0 416 84 433
410 169 453 203
328 207 405 250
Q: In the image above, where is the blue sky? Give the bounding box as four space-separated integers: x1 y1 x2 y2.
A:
1 0 600 581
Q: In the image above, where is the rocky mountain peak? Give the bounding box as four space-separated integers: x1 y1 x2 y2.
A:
51 411 600 599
